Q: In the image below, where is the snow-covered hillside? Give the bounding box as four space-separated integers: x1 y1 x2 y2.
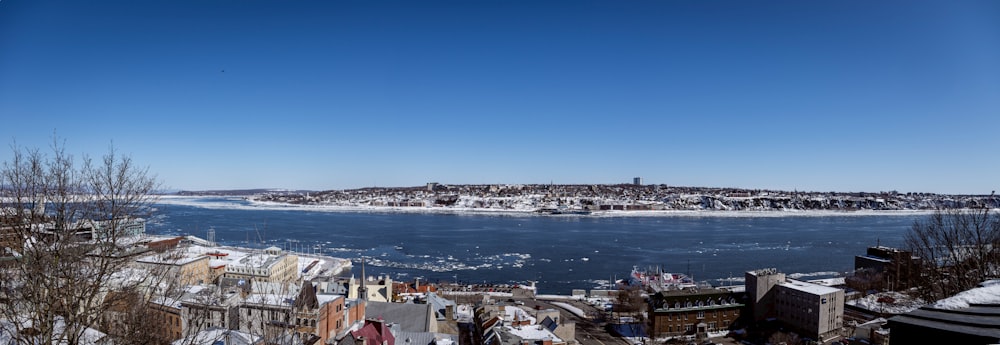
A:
247 184 999 213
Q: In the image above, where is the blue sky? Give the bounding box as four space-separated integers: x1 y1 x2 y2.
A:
1 0 997 194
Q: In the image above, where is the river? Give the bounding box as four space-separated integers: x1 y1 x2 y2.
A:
147 197 926 294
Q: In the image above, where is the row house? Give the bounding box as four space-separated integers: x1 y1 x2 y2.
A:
178 281 363 345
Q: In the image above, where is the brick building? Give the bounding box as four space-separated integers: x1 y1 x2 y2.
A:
647 288 743 338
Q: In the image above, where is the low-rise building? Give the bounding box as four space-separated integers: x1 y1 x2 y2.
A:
647 288 743 338
181 285 243 333
136 250 212 286
887 281 1000 345
366 301 437 333
477 305 568 345
349 274 393 302
221 246 299 285
237 281 349 345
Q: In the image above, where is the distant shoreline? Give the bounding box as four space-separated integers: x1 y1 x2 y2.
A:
155 195 943 218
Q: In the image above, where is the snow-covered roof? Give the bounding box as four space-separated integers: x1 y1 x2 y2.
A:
171 327 260 345
245 293 295 306
778 279 841 296
807 277 846 287
503 306 536 325
933 280 1000 310
317 293 343 306
0 317 107 345
505 324 562 342
137 251 208 266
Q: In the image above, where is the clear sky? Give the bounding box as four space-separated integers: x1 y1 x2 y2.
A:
1 0 997 194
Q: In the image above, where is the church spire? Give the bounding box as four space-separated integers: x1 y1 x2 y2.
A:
358 257 369 301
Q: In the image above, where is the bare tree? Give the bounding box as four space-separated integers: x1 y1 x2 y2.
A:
613 283 646 341
767 330 802 345
844 269 884 296
0 139 160 344
904 208 1000 300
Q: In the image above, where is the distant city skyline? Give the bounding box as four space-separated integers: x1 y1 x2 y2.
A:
1 1 998 194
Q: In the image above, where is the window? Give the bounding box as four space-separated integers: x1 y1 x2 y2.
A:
697 311 704 319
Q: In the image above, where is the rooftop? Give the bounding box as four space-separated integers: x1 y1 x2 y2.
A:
889 304 1000 339
934 280 1000 310
505 324 562 342
778 279 841 296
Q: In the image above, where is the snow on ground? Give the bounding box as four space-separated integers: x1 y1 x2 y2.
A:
535 294 577 300
550 302 586 318
847 292 925 314
933 280 1000 310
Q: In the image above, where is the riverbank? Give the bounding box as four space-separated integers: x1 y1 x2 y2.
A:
157 195 943 218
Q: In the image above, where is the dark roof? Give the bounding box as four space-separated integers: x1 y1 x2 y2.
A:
295 281 319 310
394 331 457 345
540 316 558 332
609 323 647 338
889 304 1000 339
351 320 396 345
366 301 433 332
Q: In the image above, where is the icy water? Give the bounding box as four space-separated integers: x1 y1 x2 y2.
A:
148 197 925 294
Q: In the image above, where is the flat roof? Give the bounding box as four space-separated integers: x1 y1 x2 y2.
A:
137 251 208 266
779 279 841 296
807 277 846 287
890 305 1000 339
856 255 892 263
